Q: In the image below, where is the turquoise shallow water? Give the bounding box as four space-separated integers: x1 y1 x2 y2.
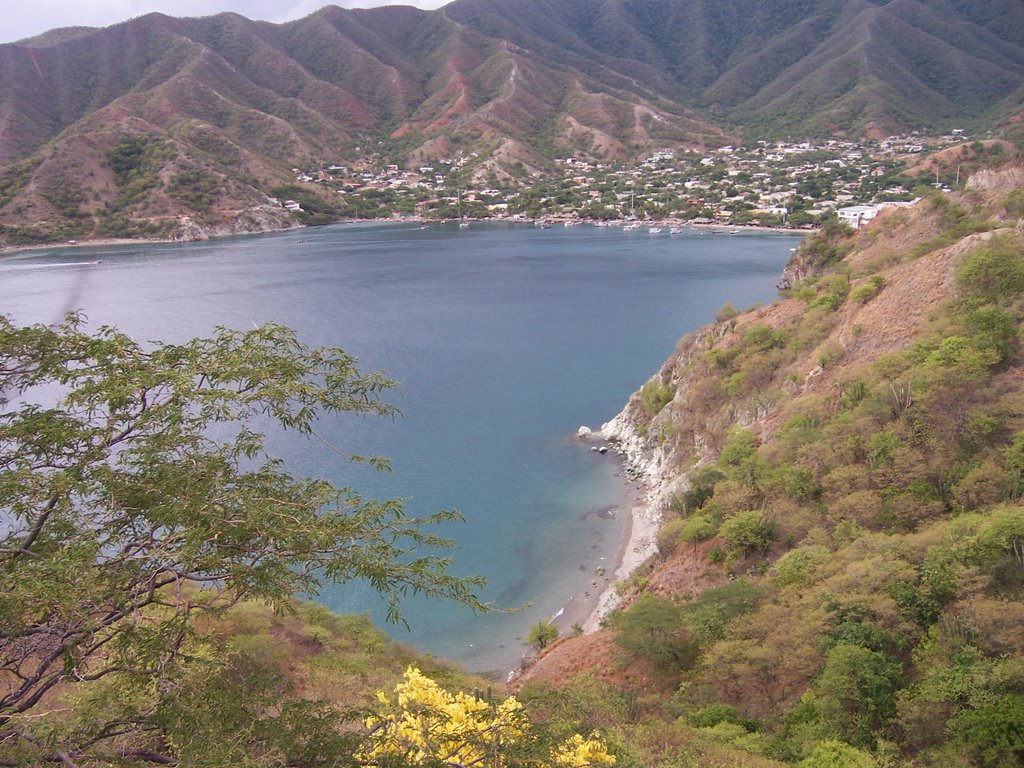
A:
0 222 800 673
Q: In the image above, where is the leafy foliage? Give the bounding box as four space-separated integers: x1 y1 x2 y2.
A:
168 168 220 211
528 620 560 651
639 380 674 416
609 595 697 673
955 235 1024 307
0 316 486 763
106 135 156 186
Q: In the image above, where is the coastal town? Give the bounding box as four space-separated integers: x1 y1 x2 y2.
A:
275 130 989 229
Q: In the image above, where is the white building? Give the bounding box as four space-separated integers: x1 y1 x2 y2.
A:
837 205 879 229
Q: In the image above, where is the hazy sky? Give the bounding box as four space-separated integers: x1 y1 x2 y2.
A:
1 0 450 45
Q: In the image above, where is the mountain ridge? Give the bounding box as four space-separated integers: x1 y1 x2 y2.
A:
0 0 1022 244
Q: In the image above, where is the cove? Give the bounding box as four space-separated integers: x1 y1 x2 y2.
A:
0 222 800 674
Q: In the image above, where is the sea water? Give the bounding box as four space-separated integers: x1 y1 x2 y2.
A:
0 222 800 673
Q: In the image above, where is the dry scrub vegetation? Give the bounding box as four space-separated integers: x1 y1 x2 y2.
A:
521 163 1024 768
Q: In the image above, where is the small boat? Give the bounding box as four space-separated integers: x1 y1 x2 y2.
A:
459 221 470 228
419 224 430 230
623 223 641 231
648 227 663 234
669 227 684 235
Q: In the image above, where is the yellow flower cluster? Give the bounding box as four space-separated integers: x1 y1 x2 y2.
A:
359 667 615 767
360 666 528 766
551 734 616 767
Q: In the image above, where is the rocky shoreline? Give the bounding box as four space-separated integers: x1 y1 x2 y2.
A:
578 409 685 633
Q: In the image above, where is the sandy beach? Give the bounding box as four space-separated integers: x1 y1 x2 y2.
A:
581 481 660 633
542 424 663 639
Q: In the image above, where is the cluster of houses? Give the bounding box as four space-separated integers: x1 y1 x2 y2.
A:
272 130 968 225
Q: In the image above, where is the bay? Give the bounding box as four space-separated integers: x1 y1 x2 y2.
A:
0 222 800 674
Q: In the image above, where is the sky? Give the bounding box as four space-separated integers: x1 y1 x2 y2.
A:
1 0 450 44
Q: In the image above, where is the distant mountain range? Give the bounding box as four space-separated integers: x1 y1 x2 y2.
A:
1 0 1022 243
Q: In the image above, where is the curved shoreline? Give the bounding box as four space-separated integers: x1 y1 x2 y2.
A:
0 218 807 258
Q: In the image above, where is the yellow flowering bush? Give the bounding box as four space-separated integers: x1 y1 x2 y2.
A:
551 733 616 767
359 667 615 767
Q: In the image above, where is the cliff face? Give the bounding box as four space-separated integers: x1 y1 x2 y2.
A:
605 168 1024 482
523 162 1024 699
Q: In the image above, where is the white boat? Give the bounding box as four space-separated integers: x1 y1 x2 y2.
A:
648 227 663 234
459 221 470 228
669 227 684 234
623 223 641 231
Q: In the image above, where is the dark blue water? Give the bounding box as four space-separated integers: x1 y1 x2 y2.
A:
0 222 799 672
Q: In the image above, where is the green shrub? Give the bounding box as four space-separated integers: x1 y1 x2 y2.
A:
719 511 775 553
742 323 786 351
950 693 1024 768
106 135 153 185
797 740 877 768
609 595 697 672
840 379 868 409
169 169 219 212
682 581 762 646
771 545 830 587
816 340 846 369
688 703 759 731
811 643 902 749
956 236 1024 306
678 514 717 550
849 275 885 304
965 305 1016 362
718 429 758 467
675 466 725 514
657 516 688 558
639 379 674 415
527 620 559 651
715 303 738 323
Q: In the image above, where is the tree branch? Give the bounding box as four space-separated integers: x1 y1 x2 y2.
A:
8 493 62 561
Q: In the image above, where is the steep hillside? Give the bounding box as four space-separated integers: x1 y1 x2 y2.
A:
0 5 724 244
447 0 1024 136
1 0 1022 244
519 163 1024 767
